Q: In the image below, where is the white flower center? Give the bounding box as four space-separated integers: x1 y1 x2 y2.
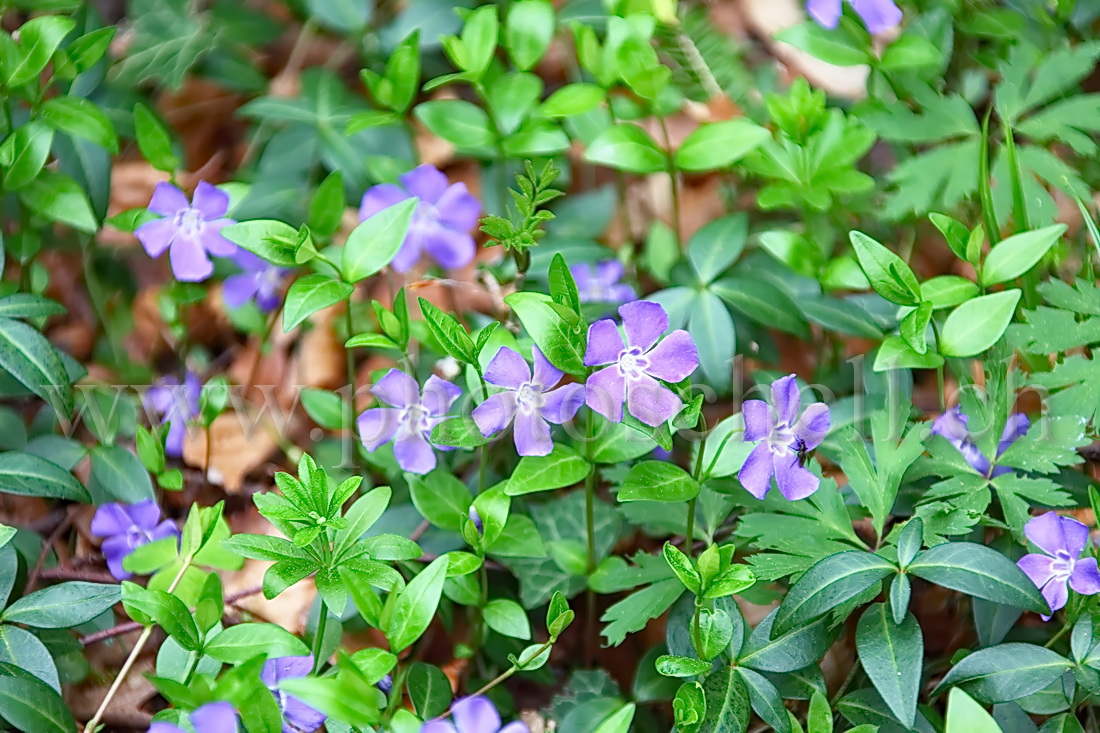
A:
768 423 796 456
259 265 283 290
401 404 430 433
174 207 206 238
617 346 649 380
515 382 544 415
1051 550 1075 580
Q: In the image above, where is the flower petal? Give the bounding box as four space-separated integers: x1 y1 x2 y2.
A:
399 164 449 203
741 400 773 442
484 347 531 390
472 392 517 437
393 432 436 474
1070 557 1100 597
125 498 161 529
770 375 801 427
420 721 460 733
586 367 626 423
147 181 189 216
102 535 133 580
626 373 682 427
191 181 230 219
849 0 903 34
422 375 463 416
434 182 481 231
930 406 969 447
805 0 842 28
262 655 314 686
643 330 699 383
200 220 238 257
452 695 502 733
773 453 820 501
91 503 132 537
423 224 476 270
531 345 563 389
150 520 179 543
148 723 186 733
135 217 176 257
390 223 423 272
584 319 624 366
1017 553 1057 591
596 260 624 285
357 408 401 452
281 694 327 732
359 183 413 221
541 383 584 424
620 300 669 352
372 369 419 408
1042 577 1070 618
737 442 774 500
997 413 1030 457
169 237 214 282
958 440 992 477
514 411 553 456
794 403 831 450
1026 512 1089 558
222 273 260 308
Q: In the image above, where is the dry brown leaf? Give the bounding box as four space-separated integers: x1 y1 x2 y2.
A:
181 411 279 493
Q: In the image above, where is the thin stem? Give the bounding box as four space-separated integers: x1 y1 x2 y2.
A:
436 638 555 721
657 116 682 246
312 600 329 674
83 556 193 733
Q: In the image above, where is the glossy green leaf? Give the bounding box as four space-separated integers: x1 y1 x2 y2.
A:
507 444 590 495
773 551 895 635
584 123 666 174
675 121 770 172
283 275 354 333
938 289 1021 357
620 461 700 502
907 541 1048 613
343 197 417 283
855 603 922 726
384 556 448 654
980 224 1065 287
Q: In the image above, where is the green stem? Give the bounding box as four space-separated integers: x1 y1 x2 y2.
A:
436 638 555 721
312 599 329 674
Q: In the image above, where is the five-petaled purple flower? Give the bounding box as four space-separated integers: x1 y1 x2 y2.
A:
359 165 480 273
92 499 179 580
571 261 635 306
223 249 289 313
136 181 237 282
421 695 529 733
472 346 584 456
149 702 238 733
262 655 326 733
146 372 202 459
806 0 902 34
1018 512 1100 621
584 301 699 427
357 369 462 474
930 407 1030 479
738 375 830 501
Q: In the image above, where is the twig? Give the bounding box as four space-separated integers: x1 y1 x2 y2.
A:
25 515 71 593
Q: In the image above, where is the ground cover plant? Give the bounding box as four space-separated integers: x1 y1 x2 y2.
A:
1 0 1100 731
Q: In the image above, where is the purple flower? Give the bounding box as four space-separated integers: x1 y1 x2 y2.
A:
930 407 1030 479
806 0 902 34
262 655 326 733
468 506 483 535
135 181 237 282
737 375 830 501
91 499 179 580
358 165 480 273
584 301 699 427
223 249 289 312
1018 512 1100 620
357 369 462 474
421 695 529 733
148 702 238 733
146 372 202 458
472 346 585 457
571 261 635 305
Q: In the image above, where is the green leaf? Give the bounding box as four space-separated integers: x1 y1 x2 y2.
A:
418 298 476 363
7 15 75 86
879 34 942 71
40 97 118 153
90 444 154 503
1 121 53 190
738 609 834 673
620 461 700 502
2 581 120 628
773 551 895 635
675 121 770 172
124 588 200 651
775 21 871 66
0 294 64 320
711 277 808 338
414 100 496 153
944 688 1003 733
736 667 791 733
484 598 532 640
542 83 604 117
308 170 346 237
939 290 1021 357
979 224 1065 287
900 301 933 354
907 542 1048 613
406 662 451 719
133 103 180 173
283 275 354 333
507 444 590 496
221 219 301 267
663 542 702 594
695 607 735 661
343 197 417 283
873 335 944 371
690 291 735 387
505 0 554 70
584 123 667 174
334 486 393 559
505 292 586 375
921 275 979 310
0 626 58 691
0 666 74 733
0 317 72 416
656 655 712 678
688 214 748 284
384 556 448 654
848 231 921 306
19 170 98 233
410 471 471 531
430 417 490 448
700 665 751 733
0 450 87 502
933 643 1071 702
205 622 310 664
855 603 922 727
549 252 581 314
600 579 682 647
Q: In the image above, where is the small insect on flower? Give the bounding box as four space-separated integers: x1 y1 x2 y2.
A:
135 181 238 282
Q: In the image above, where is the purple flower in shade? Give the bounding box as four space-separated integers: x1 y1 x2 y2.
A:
806 0 902 34
571 261 635 306
262 655 326 733
358 165 480 273
737 375 830 501
135 181 237 282
357 369 462 475
472 346 585 457
223 249 289 313
421 695 529 733
1017 512 1100 620
148 702 239 733
91 499 179 580
584 301 699 428
930 407 1030 479
146 372 202 458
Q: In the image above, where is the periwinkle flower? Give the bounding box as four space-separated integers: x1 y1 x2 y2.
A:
91 499 179 580
223 249 289 313
806 0 902 34
135 181 237 282
1018 512 1100 620
930 406 1029 479
148 702 238 733
584 301 699 427
421 695 529 733
146 372 202 458
262 655 326 733
571 261 635 306
738 375 830 501
472 346 585 456
357 369 462 474
468 506 484 535
359 165 480 273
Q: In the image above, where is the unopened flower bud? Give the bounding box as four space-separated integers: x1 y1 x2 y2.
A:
468 506 483 535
